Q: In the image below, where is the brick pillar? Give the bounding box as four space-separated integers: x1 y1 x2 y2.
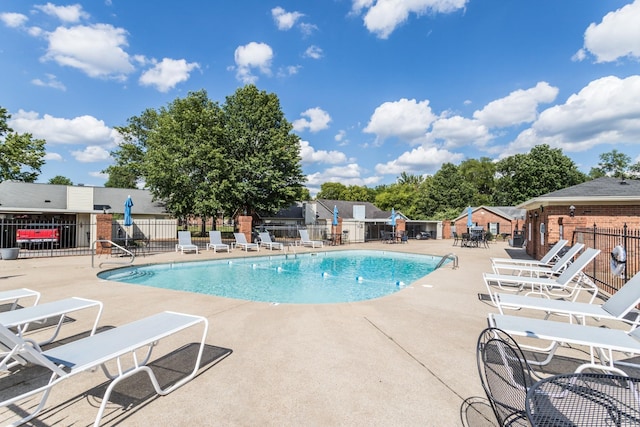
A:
442 221 452 239
238 216 253 243
396 219 406 235
96 214 113 255
331 218 342 244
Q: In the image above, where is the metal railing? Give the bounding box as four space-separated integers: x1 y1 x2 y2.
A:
91 239 135 268
572 224 639 295
436 253 458 269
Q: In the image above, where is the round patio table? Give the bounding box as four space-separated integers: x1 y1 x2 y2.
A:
526 372 640 426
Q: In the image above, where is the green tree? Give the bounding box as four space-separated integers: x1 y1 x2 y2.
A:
221 85 304 215
143 90 226 221
589 149 632 179
109 86 304 220
104 108 158 188
0 107 46 183
494 144 587 205
316 182 347 200
458 157 496 206
48 175 73 185
341 185 375 202
418 163 474 218
375 182 422 218
397 172 424 186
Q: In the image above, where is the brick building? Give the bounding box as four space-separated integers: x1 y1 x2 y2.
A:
447 206 526 240
517 177 640 260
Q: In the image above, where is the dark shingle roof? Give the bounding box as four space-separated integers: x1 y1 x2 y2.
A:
540 177 640 198
0 181 166 215
454 206 526 221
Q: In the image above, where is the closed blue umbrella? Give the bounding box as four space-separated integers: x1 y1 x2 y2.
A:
124 195 134 247
332 205 339 226
467 206 473 228
124 195 134 227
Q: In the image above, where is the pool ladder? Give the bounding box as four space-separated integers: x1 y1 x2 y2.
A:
286 242 298 259
436 253 458 270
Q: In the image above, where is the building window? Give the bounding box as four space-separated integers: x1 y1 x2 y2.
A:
489 222 499 235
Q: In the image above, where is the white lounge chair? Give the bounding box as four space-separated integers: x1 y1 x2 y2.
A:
0 288 41 310
206 230 230 253
483 248 601 305
495 272 640 331
488 312 640 375
258 232 283 250
0 297 103 345
233 232 259 251
176 230 198 254
298 229 323 248
490 239 568 267
491 243 584 276
0 311 208 426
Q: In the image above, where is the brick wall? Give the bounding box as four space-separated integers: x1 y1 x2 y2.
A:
524 204 640 259
451 208 520 238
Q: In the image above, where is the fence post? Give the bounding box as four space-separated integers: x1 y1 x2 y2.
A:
592 223 598 282
623 223 628 282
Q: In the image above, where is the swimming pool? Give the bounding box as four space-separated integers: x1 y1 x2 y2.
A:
98 250 443 304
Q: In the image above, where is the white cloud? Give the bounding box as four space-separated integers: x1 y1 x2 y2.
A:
426 116 492 148
299 22 318 36
353 0 468 39
577 0 640 63
43 24 134 80
305 163 381 187
89 170 109 179
0 12 28 27
293 107 332 133
299 140 347 164
503 75 640 156
233 42 273 83
139 58 200 92
335 130 347 144
277 65 301 77
271 6 304 30
31 73 66 90
364 98 436 141
44 152 63 161
9 109 117 145
304 45 323 59
71 145 111 163
34 3 89 23
374 145 463 175
473 82 559 128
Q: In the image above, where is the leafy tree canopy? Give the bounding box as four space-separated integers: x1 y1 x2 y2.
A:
0 107 46 183
589 149 639 179
493 144 587 205
316 182 347 200
48 175 73 185
109 86 304 219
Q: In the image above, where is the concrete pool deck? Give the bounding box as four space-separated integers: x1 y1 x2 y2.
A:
0 239 602 426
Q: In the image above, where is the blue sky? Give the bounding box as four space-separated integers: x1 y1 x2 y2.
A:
1 1 640 195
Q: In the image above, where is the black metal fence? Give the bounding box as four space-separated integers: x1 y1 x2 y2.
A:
572 224 640 295
0 219 335 258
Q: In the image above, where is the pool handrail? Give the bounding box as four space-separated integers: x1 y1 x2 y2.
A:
92 239 135 268
436 253 458 270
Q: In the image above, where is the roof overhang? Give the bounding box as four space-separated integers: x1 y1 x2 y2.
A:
518 196 640 209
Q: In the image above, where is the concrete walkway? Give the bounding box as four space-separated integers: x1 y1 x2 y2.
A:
0 240 554 426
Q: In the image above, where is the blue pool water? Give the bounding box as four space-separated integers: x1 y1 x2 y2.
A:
98 250 443 304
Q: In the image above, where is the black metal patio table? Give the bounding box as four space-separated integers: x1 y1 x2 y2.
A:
526 372 640 426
